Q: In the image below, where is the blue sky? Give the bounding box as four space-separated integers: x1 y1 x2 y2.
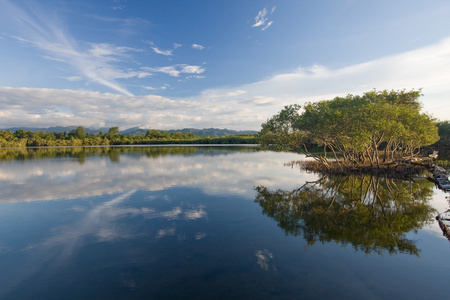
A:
0 0 449 130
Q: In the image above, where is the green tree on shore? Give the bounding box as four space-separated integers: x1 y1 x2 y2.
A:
259 89 439 169
69 126 87 139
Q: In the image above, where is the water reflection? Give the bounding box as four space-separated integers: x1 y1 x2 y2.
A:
0 145 255 163
255 175 437 256
436 195 450 242
1 147 449 299
0 188 213 299
0 146 313 203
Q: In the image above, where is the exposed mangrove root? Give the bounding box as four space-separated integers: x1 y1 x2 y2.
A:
288 160 429 178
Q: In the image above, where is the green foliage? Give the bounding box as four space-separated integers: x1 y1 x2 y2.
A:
437 121 450 136
434 121 450 147
145 129 170 140
259 104 303 151
259 89 440 168
68 126 87 139
107 126 120 136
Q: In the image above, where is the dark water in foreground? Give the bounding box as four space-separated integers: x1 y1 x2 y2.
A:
0 146 449 299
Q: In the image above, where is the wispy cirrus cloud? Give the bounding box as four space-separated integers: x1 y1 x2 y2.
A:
87 43 140 58
84 13 151 37
111 0 126 11
85 14 150 26
2 0 138 96
252 7 276 31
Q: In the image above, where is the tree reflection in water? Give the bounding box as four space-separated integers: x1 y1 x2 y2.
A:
255 175 436 256
0 145 254 163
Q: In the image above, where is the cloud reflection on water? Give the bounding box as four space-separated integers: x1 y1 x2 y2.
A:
1 183 212 296
0 147 314 297
255 249 276 272
0 147 313 203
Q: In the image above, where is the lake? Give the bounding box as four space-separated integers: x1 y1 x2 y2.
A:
0 146 449 299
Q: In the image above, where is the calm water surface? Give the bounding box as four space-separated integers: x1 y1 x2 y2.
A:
0 146 449 299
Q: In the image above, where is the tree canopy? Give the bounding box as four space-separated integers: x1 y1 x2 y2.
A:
259 89 439 169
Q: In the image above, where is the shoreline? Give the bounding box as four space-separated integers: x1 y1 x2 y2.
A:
290 159 434 178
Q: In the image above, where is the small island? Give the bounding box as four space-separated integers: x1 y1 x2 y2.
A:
258 89 442 176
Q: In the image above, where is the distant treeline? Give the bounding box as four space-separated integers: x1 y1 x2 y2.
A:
1 126 258 137
434 121 450 147
0 126 258 147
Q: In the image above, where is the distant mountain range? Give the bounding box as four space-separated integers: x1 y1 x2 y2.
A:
2 126 258 137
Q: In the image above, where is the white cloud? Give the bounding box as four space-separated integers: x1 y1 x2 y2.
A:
0 87 206 129
181 65 204 74
0 37 449 130
252 7 275 30
185 75 205 80
204 90 246 98
262 21 273 31
252 9 268 27
192 43 204 50
151 46 173 56
151 42 185 56
147 66 180 77
144 64 205 77
142 84 170 91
